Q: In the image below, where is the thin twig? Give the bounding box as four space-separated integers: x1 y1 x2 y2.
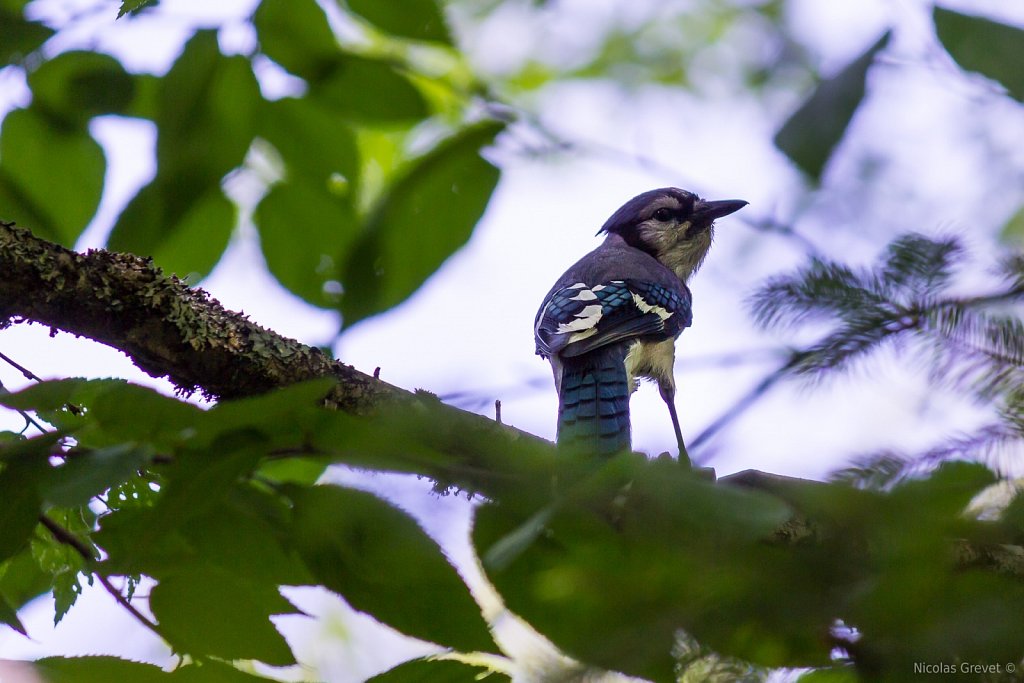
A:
38 515 96 561
0 378 49 434
93 572 164 637
0 350 43 382
39 514 166 639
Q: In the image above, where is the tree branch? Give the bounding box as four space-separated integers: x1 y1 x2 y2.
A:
0 220 551 494
7 221 1024 578
0 220 385 410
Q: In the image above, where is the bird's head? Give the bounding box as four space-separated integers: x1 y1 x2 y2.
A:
598 187 747 281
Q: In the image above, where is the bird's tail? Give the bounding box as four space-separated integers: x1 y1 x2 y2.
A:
557 347 631 455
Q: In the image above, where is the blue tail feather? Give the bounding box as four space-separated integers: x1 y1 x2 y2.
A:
557 347 631 455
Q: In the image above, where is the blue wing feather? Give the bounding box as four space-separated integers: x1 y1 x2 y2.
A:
535 279 692 358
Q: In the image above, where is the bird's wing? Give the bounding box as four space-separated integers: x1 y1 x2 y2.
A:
535 279 692 358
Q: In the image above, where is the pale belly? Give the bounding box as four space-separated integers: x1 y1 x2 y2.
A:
624 338 676 392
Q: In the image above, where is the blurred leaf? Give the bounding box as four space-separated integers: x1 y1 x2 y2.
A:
95 448 264 579
87 382 203 449
368 657 511 682
0 443 48 562
474 457 821 680
934 8 1024 102
0 107 105 245
341 121 503 325
43 444 152 508
888 460 996 518
121 72 162 120
109 184 234 279
107 31 258 275
181 486 312 586
27 52 135 126
343 0 452 44
0 377 118 413
258 96 361 191
256 456 327 486
148 565 297 665
35 656 168 683
149 188 235 279
797 668 859 682
191 378 336 450
774 32 889 181
254 180 359 306
254 0 339 80
0 547 53 612
0 7 53 65
34 656 279 682
170 661 283 683
315 54 430 124
999 205 1024 246
288 484 498 653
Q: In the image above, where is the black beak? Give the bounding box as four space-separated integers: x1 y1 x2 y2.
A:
693 198 748 223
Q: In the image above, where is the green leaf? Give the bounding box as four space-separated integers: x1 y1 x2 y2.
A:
256 456 328 486
0 548 53 613
95 450 265 579
148 565 298 665
341 121 503 325
254 0 339 80
888 460 996 519
52 569 86 625
934 8 1024 102
33 656 279 682
107 31 258 275
315 54 430 124
257 96 361 189
87 382 203 449
27 52 135 126
774 32 889 181
0 593 26 634
192 378 337 450
109 183 235 279
34 656 169 683
288 484 498 653
0 377 114 413
0 107 105 245
797 668 859 682
0 7 54 65
474 457 815 680
170 660 284 683
368 657 511 682
157 33 263 178
181 486 312 586
254 180 359 306
43 444 152 508
117 0 158 18
0 442 49 562
343 0 452 44
1000 204 1024 246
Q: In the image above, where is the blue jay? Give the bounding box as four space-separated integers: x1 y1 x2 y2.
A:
534 187 746 462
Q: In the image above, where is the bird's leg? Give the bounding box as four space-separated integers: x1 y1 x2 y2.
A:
658 381 690 467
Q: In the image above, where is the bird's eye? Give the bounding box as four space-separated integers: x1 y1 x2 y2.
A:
653 208 673 222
